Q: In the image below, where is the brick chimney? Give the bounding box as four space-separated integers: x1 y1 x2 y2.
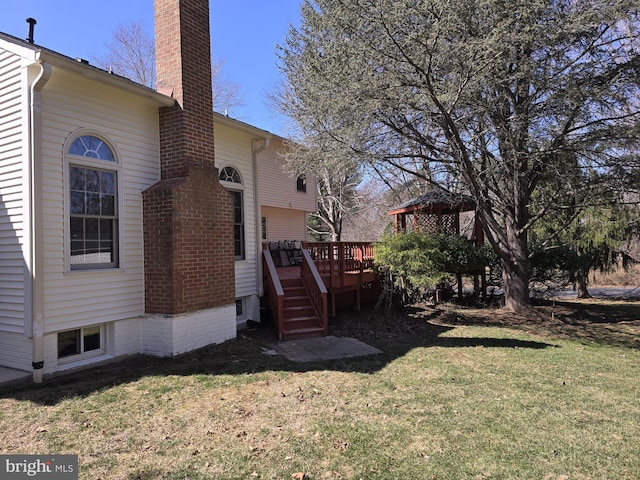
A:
143 0 235 316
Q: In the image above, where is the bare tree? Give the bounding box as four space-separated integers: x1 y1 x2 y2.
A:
210 53 243 114
280 141 361 241
94 21 156 88
341 179 393 242
94 21 243 113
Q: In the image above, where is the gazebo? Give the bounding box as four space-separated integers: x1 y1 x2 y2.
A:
388 188 487 301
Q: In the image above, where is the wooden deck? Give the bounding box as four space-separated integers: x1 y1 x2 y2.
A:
302 242 379 316
264 242 380 340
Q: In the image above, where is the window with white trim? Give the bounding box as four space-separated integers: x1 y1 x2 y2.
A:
57 325 104 360
67 134 119 270
219 166 245 260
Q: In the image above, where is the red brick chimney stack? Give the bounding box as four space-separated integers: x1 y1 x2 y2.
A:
143 0 235 316
154 0 216 179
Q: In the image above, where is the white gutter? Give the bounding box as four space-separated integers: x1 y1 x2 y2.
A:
252 138 270 298
27 60 51 383
35 50 175 107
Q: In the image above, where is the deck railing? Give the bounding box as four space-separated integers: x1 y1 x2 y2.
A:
262 250 285 340
300 249 328 336
302 241 375 289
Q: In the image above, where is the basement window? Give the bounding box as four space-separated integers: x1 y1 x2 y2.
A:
57 325 104 360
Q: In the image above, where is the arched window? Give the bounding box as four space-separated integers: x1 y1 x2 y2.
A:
69 135 115 161
219 166 245 260
66 134 119 270
220 166 242 184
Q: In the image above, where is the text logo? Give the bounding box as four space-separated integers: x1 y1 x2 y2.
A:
0 455 77 479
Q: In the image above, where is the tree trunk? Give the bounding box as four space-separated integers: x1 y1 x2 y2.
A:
499 222 531 312
575 269 592 299
501 257 530 311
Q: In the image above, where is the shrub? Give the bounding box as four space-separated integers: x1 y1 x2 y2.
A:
374 232 495 303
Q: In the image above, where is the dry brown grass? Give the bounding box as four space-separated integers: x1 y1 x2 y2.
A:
1 298 639 479
591 262 640 287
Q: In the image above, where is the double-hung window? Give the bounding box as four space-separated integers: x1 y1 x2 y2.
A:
219 166 245 260
67 134 119 270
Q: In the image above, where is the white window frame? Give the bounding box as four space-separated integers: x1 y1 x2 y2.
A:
219 166 246 261
57 324 106 364
64 132 123 272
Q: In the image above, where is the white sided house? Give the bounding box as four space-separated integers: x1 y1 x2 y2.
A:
213 114 317 327
0 0 317 381
0 33 191 380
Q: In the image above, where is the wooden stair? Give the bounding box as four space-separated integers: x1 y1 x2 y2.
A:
280 277 324 340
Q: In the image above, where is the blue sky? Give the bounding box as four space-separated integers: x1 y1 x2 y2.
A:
0 0 301 136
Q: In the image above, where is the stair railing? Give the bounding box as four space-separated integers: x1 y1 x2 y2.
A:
262 250 286 340
301 249 328 336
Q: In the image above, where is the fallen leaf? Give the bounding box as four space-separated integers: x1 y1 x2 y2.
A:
333 439 349 450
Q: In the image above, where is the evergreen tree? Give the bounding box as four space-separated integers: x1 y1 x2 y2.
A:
278 0 640 311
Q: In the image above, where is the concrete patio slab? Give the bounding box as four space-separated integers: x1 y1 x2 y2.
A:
274 336 382 363
0 366 30 386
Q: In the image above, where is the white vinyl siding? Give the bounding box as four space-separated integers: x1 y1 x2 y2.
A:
213 123 257 299
261 206 308 242
0 48 26 333
0 331 31 371
256 137 317 212
38 66 161 334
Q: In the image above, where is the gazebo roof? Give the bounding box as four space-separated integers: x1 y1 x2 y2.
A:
388 188 476 215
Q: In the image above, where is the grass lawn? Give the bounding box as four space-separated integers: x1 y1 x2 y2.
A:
1 298 639 479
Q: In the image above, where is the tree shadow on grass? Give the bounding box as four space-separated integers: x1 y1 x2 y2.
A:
4 299 629 406
435 298 640 349
432 337 553 349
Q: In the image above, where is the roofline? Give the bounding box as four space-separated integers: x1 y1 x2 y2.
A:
0 31 175 107
388 200 476 216
1 31 297 137
212 111 277 140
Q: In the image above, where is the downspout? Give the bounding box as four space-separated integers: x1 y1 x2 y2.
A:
252 138 269 298
27 60 51 383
